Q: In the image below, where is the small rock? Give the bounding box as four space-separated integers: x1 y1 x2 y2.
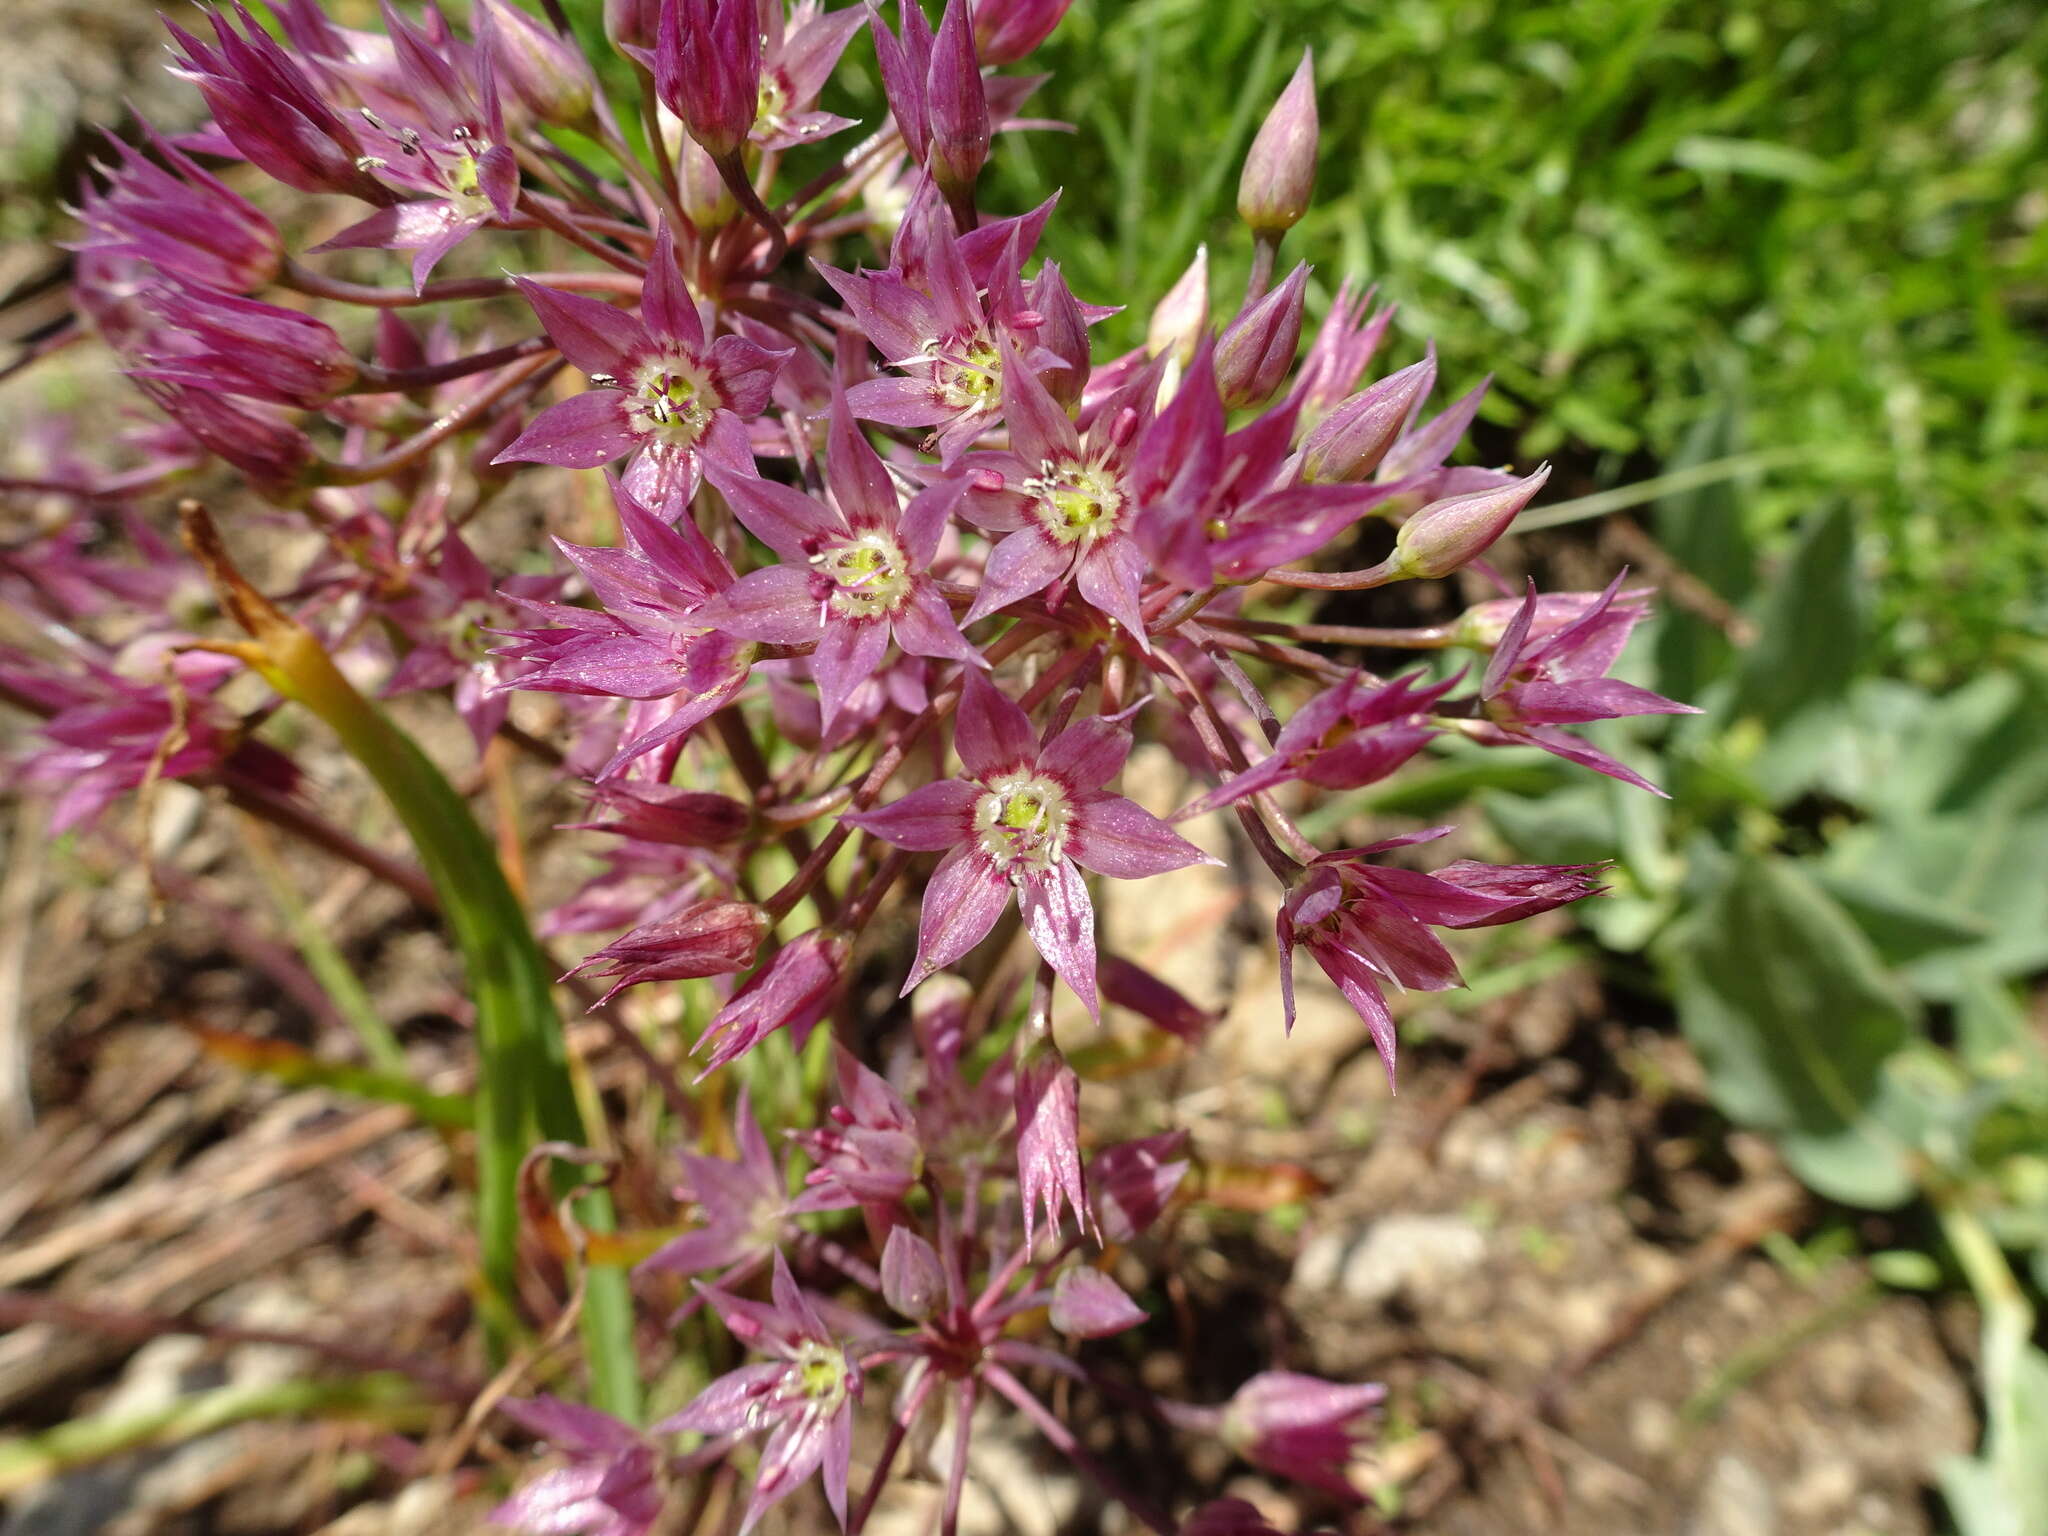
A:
1629 1398 1678 1457
1334 1214 1487 1307
313 1479 466 1536
1783 1456 1858 1523
1687 1454 1778 1536
1291 1229 1350 1294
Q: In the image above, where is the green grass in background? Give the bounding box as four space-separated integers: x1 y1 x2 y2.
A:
988 0 2048 674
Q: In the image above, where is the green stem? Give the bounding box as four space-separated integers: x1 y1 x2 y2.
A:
1936 1197 2035 1406
0 1374 427 1496
1512 448 1798 532
1680 1278 1880 1423
239 815 408 1074
179 506 640 1422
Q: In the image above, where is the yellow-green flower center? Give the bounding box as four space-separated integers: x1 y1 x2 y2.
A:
791 1341 852 1411
1026 461 1124 547
937 344 1002 411
974 770 1073 877
627 354 714 444
441 597 499 663
447 150 485 200
813 530 913 620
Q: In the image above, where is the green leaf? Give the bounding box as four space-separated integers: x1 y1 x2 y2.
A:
1834 671 2048 822
1820 812 2048 998
1936 1206 2048 1536
0 1374 429 1497
1650 394 1755 700
179 509 640 1421
1954 974 2047 1079
193 1028 474 1131
1480 783 1619 867
1672 134 1833 185
1359 747 1573 819
1722 499 1863 763
1811 867 1992 966
1660 855 1917 1208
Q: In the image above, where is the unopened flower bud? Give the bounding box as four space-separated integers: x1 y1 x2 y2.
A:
1146 245 1209 366
165 12 390 205
1298 357 1436 483
1028 261 1090 409
1388 464 1549 579
1222 1371 1385 1499
651 0 761 160
1451 587 1647 649
562 782 749 846
563 900 766 1005
137 382 313 494
604 0 659 50
794 1050 921 1206
927 0 991 202
676 134 739 230
880 1228 944 1320
697 928 850 1075
1215 262 1308 410
1050 1267 1147 1338
476 0 594 127
1237 49 1318 236
77 121 282 294
972 0 1074 65
1292 278 1393 421
1099 956 1215 1042
1016 1038 1090 1245
1376 373 1489 486
1089 1133 1189 1242
1431 859 1607 925
137 284 358 409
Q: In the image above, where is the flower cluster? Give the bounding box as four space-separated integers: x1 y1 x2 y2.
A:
1 0 1697 1530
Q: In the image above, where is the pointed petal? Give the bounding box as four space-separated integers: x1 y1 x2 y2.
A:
962 527 1067 625
905 843 1013 988
406 211 480 290
1510 677 1700 724
494 391 641 468
812 617 891 731
843 777 980 850
1333 899 1464 993
844 374 948 427
705 465 842 559
998 336 1079 465
709 333 788 417
1481 580 1540 698
641 222 704 349
1050 1267 1147 1337
511 277 642 378
695 565 825 644
1072 535 1148 643
899 475 970 565
954 671 1038 781
624 440 705 514
1069 795 1217 880
826 383 900 529
1036 715 1131 792
1512 723 1672 796
1019 857 1098 1020
1319 954 1400 1092
892 578 983 663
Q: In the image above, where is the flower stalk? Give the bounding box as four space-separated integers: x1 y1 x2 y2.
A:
174 503 638 1419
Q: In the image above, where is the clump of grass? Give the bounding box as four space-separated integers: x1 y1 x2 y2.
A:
994 0 2048 672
